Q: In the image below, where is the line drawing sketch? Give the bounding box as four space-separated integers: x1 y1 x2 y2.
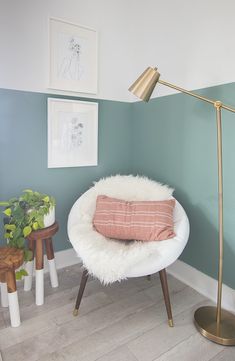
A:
61 115 84 152
58 34 85 81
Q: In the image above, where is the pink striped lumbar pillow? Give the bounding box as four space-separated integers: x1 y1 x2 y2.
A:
93 195 176 241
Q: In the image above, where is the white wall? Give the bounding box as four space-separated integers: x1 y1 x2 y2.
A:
1 0 235 102
127 0 235 100
0 0 135 101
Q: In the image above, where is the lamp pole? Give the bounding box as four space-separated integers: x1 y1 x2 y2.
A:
215 101 223 329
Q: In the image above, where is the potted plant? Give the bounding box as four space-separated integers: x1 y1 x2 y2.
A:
0 189 56 279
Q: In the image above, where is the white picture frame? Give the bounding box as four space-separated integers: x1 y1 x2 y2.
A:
48 98 98 168
49 17 98 94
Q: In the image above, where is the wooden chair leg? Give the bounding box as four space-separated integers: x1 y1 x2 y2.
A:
159 269 174 327
73 269 89 316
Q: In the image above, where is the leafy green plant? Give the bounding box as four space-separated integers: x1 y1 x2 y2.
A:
0 189 55 279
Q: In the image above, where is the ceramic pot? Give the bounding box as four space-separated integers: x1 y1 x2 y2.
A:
43 207 55 228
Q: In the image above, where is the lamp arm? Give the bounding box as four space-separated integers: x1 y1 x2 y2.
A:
158 79 235 113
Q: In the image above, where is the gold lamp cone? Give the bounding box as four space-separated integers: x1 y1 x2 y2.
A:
128 67 160 102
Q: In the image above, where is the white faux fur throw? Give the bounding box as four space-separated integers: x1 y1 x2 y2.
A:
68 175 174 284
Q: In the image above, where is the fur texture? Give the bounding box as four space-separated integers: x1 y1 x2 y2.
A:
68 175 174 284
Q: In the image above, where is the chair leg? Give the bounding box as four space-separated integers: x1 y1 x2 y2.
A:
73 269 89 316
159 269 174 327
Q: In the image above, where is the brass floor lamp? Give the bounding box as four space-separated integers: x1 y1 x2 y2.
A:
129 67 235 346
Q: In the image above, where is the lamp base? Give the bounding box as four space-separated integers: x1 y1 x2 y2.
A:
194 306 235 345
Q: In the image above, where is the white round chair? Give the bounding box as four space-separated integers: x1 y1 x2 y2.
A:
68 175 189 326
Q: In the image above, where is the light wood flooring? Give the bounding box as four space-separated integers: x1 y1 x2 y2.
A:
0 264 235 361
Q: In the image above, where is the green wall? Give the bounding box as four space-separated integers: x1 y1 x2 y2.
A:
1 83 235 289
131 82 235 289
0 89 132 251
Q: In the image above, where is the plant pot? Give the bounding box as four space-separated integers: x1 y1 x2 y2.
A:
44 207 55 228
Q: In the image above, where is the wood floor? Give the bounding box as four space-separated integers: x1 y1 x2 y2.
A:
0 264 234 361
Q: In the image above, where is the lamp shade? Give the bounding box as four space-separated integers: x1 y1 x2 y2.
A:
128 67 160 102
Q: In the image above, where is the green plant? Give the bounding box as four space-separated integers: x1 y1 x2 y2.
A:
0 189 55 279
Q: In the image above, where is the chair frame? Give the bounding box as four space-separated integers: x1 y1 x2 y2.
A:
73 267 173 327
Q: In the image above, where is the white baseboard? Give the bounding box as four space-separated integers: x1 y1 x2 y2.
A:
168 259 235 313
46 248 235 313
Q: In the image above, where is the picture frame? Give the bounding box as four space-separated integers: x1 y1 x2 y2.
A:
47 98 98 168
49 17 98 94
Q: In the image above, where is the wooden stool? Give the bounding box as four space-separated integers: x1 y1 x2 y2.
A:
0 247 24 327
24 222 59 306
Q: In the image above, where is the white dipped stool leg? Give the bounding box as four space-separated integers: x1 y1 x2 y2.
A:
48 259 58 288
45 238 58 288
8 291 21 327
24 260 34 291
0 282 8 307
35 269 44 306
29 225 59 305
6 270 21 327
35 238 44 306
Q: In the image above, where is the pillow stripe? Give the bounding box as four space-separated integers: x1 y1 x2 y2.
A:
94 222 173 227
95 211 173 220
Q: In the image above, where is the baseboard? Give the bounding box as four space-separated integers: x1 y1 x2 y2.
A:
168 259 235 313
49 248 235 312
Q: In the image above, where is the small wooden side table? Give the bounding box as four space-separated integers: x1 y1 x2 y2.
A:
24 222 59 306
0 247 24 327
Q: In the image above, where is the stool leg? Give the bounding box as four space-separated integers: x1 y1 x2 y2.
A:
0 273 8 307
6 270 21 327
24 239 35 291
159 269 174 327
45 237 58 288
35 238 44 306
73 270 89 316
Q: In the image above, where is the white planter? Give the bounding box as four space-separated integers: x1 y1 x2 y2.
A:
27 206 55 229
43 207 55 228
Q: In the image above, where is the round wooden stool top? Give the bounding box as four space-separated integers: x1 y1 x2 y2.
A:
27 221 59 241
0 247 24 272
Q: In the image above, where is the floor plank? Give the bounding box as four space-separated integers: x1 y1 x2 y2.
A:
95 345 138 361
153 332 224 361
208 347 235 360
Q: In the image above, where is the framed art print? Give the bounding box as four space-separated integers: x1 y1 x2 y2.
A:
48 98 98 168
49 18 97 94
